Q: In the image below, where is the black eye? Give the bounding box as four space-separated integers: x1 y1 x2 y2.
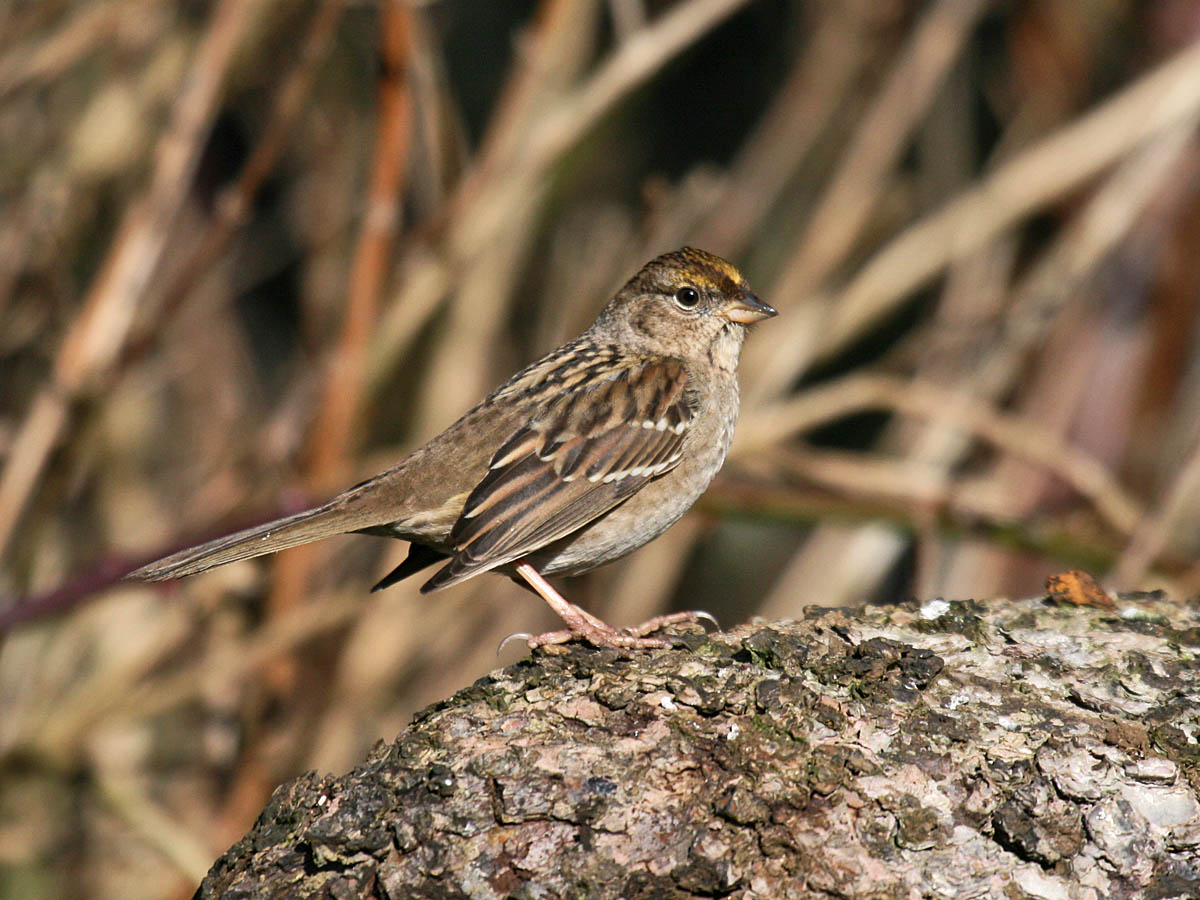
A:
674 286 701 309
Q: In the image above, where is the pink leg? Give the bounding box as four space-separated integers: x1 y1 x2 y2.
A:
512 562 713 650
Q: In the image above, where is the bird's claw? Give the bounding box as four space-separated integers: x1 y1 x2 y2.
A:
497 632 534 655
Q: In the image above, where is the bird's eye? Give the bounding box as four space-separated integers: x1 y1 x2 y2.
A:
674 286 701 309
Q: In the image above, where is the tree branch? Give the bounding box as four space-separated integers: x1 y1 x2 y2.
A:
194 596 1200 898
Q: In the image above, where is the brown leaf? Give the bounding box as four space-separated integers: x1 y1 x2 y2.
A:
1045 570 1115 609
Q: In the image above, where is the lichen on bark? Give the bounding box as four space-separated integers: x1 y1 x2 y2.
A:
195 595 1200 899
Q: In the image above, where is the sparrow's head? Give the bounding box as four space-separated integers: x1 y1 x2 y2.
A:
593 247 776 368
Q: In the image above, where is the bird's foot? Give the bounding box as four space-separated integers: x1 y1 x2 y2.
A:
499 609 719 653
507 561 717 652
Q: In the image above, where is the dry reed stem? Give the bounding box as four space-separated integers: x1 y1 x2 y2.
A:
119 0 347 375
691 3 870 255
412 0 597 432
744 37 1200 408
308 1 413 490
1114 428 1200 586
403 6 464 213
239 4 415 813
0 0 144 99
608 0 647 40
940 124 1200 594
779 0 987 291
821 38 1200 374
745 118 1198 607
368 0 754 386
455 0 589 197
95 770 216 886
735 30 1200 605
453 0 755 259
743 0 989 402
740 372 1142 536
0 0 265 558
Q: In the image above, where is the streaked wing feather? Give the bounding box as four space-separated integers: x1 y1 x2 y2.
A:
422 359 693 591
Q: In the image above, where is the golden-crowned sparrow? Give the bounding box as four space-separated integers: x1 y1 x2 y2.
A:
129 247 776 649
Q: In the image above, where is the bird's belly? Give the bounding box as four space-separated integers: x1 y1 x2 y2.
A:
531 408 734 576
532 487 693 575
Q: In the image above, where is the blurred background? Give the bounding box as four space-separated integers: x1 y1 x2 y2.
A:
3 0 1200 896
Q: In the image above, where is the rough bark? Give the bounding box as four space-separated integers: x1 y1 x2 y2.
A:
195 595 1200 899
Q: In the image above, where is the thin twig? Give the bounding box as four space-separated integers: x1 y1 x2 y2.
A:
781 0 987 291
743 0 989 402
697 475 1124 575
95 771 215 886
741 118 1198 610
0 0 143 100
0 0 265 559
118 0 347 375
453 0 754 257
690 3 870 255
755 38 1200 398
368 0 754 384
307 1 413 488
1114 431 1200 586
738 372 1143 537
258 0 413 700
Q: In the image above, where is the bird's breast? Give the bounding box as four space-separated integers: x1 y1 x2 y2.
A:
534 373 740 576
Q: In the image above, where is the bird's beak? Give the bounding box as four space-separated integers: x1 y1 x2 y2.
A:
721 291 777 324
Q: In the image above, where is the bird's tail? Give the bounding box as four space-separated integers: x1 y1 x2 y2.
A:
126 482 396 582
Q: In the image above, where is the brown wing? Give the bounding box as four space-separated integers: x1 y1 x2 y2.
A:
421 358 693 591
